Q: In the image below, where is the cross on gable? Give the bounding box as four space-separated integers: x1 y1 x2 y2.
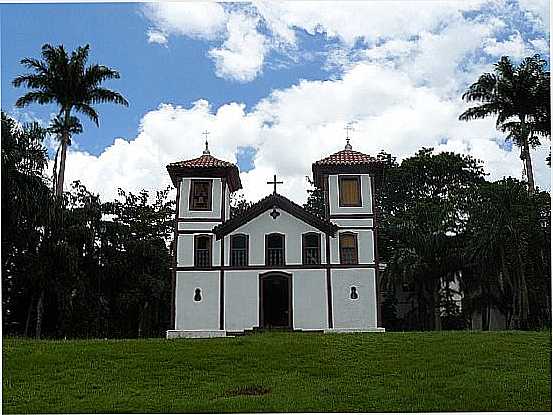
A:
267 174 283 194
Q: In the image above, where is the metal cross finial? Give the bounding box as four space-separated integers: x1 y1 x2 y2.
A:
202 131 210 155
267 174 283 194
344 123 355 150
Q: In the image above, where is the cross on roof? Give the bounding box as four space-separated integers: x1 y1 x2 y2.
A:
344 123 355 150
267 174 283 194
202 130 210 155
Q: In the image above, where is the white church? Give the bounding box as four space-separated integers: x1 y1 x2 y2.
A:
166 138 385 338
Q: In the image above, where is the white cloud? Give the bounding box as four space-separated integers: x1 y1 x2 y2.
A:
147 29 168 45
518 0 550 32
483 31 529 58
60 1 550 203
143 1 549 82
143 2 227 41
208 13 267 82
60 59 550 205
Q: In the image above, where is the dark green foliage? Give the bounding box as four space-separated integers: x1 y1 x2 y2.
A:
229 191 253 218
378 147 550 331
464 178 551 329
1 113 51 336
3 332 551 413
378 148 485 330
2 112 174 339
304 176 325 217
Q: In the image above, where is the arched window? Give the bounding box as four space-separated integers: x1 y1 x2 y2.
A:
194 235 212 268
266 233 285 266
230 234 249 267
302 232 321 265
339 232 358 264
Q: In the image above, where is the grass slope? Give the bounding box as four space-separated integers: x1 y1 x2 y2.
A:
3 331 551 413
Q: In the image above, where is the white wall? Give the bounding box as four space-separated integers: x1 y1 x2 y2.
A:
179 177 223 219
330 230 375 264
328 174 372 215
293 270 328 330
225 270 259 330
175 270 220 330
225 209 327 266
331 268 377 328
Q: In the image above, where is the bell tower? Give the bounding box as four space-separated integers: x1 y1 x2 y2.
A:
166 141 242 332
312 138 384 330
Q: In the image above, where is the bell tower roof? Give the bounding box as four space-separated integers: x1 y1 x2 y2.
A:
166 151 242 192
312 148 383 188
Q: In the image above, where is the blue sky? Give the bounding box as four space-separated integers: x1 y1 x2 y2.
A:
1 1 550 202
2 3 331 157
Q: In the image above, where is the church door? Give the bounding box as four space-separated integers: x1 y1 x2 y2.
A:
259 272 292 329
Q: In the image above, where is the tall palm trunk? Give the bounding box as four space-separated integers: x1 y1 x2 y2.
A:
521 139 535 193
55 110 72 197
56 134 69 197
520 116 535 193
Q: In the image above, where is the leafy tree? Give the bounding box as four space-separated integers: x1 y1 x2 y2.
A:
465 178 551 329
378 148 485 330
13 44 128 197
230 191 253 218
459 54 550 192
1 112 50 336
102 187 174 337
303 176 325 218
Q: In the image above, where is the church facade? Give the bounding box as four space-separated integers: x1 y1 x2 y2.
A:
166 141 385 338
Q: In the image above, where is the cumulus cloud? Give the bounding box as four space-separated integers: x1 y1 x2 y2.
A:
61 1 549 203
143 2 227 40
61 59 550 205
147 29 168 45
208 13 267 82
483 31 529 58
143 1 549 82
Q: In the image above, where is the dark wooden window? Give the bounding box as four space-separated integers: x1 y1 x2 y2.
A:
194 235 212 268
230 234 248 267
189 180 212 211
339 232 358 264
266 233 285 266
302 232 321 265
339 176 361 207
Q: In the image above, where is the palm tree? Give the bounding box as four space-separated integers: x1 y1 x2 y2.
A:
13 44 128 197
459 54 550 193
48 114 83 193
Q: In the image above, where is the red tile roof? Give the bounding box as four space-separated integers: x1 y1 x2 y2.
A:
314 149 378 166
312 148 383 188
166 154 242 192
167 154 236 169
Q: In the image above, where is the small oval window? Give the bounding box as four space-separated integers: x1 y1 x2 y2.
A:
194 288 202 302
350 286 359 300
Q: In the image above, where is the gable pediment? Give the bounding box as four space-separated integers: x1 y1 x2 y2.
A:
212 193 337 239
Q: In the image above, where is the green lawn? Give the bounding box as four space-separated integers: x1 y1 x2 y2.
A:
3 331 551 413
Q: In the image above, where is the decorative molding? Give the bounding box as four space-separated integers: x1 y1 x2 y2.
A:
178 217 223 223
175 263 377 272
330 213 374 219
